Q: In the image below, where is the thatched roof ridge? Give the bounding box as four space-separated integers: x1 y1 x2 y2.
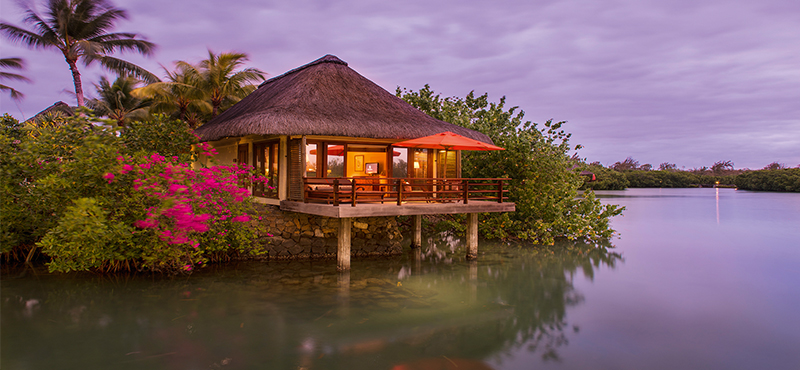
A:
195 54 493 144
25 101 75 123
257 54 348 88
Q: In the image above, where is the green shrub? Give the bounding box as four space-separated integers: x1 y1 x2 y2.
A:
1 113 265 273
735 168 800 192
398 85 624 244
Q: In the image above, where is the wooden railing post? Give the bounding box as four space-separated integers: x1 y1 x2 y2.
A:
351 178 357 207
498 180 503 203
333 179 340 206
304 178 309 203
396 179 403 206
463 179 469 204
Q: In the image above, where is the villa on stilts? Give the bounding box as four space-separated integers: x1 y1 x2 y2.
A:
193 55 515 270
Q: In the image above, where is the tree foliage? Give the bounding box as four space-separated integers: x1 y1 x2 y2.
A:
132 50 264 126
0 0 156 106
87 75 149 126
735 168 800 192
0 113 266 273
133 63 210 127
580 163 629 190
397 85 623 244
0 57 31 101
189 50 265 118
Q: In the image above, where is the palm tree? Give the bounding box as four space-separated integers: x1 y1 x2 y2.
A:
0 57 31 101
187 50 266 118
133 51 264 127
0 0 157 107
132 63 210 128
87 75 149 127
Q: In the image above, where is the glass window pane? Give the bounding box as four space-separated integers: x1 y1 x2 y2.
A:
392 147 408 178
327 144 344 177
412 149 428 178
438 150 457 178
269 144 279 197
306 143 317 178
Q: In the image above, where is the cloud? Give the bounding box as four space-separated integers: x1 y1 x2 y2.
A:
1 0 797 168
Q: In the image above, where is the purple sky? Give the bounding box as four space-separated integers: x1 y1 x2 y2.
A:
2 0 798 169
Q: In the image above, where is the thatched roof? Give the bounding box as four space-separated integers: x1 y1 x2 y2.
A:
25 101 75 123
194 55 493 144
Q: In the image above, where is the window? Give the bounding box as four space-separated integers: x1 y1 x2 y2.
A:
326 144 344 177
392 147 408 178
305 143 318 178
437 150 458 178
253 141 280 198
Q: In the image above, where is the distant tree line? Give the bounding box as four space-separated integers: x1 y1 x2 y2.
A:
579 158 800 192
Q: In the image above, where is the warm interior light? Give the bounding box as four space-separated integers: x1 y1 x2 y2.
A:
414 161 420 169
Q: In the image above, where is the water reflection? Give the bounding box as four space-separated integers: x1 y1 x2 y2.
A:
2 239 620 370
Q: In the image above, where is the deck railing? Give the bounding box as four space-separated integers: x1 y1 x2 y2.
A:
303 177 510 206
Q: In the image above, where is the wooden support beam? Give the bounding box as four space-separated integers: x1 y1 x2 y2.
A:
337 270 350 316
338 218 351 271
412 215 422 248
466 213 478 260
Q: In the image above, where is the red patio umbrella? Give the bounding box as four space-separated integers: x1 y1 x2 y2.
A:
392 131 504 151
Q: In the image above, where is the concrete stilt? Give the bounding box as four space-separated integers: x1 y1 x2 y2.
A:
412 215 422 248
338 218 351 271
466 213 478 260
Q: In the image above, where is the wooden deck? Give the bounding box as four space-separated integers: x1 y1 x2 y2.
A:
288 177 514 218
302 177 510 207
280 200 515 218
284 177 516 271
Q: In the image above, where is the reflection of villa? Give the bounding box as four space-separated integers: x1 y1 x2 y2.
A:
194 55 515 269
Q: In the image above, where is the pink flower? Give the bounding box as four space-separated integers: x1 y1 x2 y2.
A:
232 215 250 223
103 172 115 183
134 219 159 229
184 264 192 271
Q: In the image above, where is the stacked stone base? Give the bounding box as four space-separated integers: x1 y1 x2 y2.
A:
251 205 403 259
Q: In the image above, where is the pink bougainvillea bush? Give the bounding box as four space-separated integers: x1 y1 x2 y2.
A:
11 113 270 274
104 146 269 272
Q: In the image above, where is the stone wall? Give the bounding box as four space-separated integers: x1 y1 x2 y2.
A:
251 205 403 259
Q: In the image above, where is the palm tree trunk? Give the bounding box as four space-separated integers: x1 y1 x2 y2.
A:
66 57 85 106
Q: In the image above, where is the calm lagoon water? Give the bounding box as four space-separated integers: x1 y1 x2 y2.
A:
2 188 799 369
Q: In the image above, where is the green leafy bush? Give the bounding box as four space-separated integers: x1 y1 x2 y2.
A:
580 165 629 190
398 85 624 244
1 113 266 273
735 168 800 192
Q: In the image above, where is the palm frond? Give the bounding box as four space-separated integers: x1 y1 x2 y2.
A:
0 23 53 49
0 71 32 82
0 57 26 69
97 56 159 83
0 83 25 100
21 4 61 43
90 36 156 56
83 7 128 39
